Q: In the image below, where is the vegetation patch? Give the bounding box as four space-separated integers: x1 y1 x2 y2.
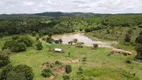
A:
82 68 139 80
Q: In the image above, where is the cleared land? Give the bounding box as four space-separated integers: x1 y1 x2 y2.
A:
9 43 142 80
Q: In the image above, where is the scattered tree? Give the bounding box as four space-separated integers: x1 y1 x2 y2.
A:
77 67 83 75
41 68 53 78
59 39 63 44
7 71 26 80
136 44 142 59
54 40 60 44
75 42 84 48
17 36 33 47
2 41 27 52
124 33 131 42
63 74 70 80
36 41 43 50
0 54 10 67
92 44 98 50
46 37 54 44
135 35 142 44
65 65 72 74
0 65 13 80
68 41 73 45
14 65 34 80
73 39 78 43
0 64 34 80
82 57 87 63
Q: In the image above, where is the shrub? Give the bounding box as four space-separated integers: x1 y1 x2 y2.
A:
82 57 87 63
77 67 83 75
36 41 43 50
135 35 142 44
54 40 60 44
139 31 142 35
2 41 27 52
65 65 72 74
68 41 73 45
14 65 34 80
0 65 13 80
41 68 53 78
36 37 39 41
12 42 27 52
59 39 63 44
63 74 70 80
124 33 131 42
0 54 10 67
136 44 142 59
7 71 26 80
17 36 33 47
55 61 62 65
73 39 78 43
75 42 84 48
0 64 34 80
46 37 54 44
93 44 98 50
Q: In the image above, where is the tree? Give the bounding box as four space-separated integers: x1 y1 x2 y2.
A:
2 41 27 52
3 41 26 52
63 74 70 80
17 36 33 47
92 44 98 50
127 29 133 35
59 39 63 44
124 33 131 42
36 41 43 50
0 54 10 67
77 67 83 75
82 57 87 63
135 35 142 44
0 64 34 80
14 65 34 80
41 68 53 78
54 40 60 44
73 39 78 43
65 65 72 74
139 31 142 35
75 42 84 48
0 65 13 80
12 42 27 52
136 44 142 59
7 71 26 80
68 41 73 45
46 37 54 44
48 34 52 37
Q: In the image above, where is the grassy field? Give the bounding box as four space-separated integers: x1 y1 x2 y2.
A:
0 35 141 80
9 41 142 80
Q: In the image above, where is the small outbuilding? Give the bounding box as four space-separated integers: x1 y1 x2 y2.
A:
53 48 64 53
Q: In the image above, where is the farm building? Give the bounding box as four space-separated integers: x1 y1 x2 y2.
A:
53 48 63 53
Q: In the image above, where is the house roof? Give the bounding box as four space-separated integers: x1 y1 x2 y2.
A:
54 48 62 52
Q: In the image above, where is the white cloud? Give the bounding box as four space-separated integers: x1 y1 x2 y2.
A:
0 0 142 14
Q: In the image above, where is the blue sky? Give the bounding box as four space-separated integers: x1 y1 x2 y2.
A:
0 0 142 14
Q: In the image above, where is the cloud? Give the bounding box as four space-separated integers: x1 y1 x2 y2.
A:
0 0 142 14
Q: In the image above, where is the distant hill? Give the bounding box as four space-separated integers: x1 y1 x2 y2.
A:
34 12 103 18
0 12 142 19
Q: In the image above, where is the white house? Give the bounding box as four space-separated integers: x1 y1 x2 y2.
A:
54 48 63 52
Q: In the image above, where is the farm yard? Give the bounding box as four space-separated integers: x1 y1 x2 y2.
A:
9 39 142 80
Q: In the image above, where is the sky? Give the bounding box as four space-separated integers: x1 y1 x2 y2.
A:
0 0 142 14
